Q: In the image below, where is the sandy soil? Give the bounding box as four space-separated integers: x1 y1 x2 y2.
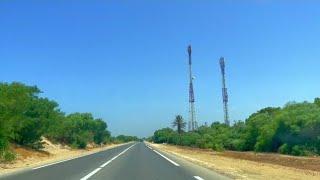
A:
149 143 320 180
0 138 129 176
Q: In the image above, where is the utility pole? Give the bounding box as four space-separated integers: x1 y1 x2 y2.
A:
187 45 198 131
219 57 230 126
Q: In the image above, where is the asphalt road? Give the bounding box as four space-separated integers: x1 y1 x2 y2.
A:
1 142 229 180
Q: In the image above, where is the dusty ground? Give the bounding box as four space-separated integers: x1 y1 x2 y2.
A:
149 143 320 180
0 138 128 176
220 150 320 172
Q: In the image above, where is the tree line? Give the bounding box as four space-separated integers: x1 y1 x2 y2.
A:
0 82 136 162
152 99 320 156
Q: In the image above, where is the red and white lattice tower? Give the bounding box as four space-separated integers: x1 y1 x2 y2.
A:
219 57 230 126
187 45 198 131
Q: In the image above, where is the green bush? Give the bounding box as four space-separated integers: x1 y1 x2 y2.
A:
278 144 290 154
212 143 224 151
0 134 8 153
153 128 176 144
114 135 139 143
152 98 320 156
74 140 87 149
291 145 306 156
1 151 16 162
0 81 113 158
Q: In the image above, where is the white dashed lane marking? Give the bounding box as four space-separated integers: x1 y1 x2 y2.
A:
194 176 205 180
80 143 136 180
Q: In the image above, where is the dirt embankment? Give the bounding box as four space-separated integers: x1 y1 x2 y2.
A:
0 138 127 176
149 143 320 180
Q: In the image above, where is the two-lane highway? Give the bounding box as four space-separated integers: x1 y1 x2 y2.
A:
1 142 229 180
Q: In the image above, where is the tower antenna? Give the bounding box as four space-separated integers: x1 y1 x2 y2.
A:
219 57 230 126
188 45 198 131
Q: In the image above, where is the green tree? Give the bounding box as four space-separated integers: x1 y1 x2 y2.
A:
314 97 320 107
153 128 176 143
92 119 111 145
172 115 186 134
0 81 115 159
240 107 281 151
153 102 320 156
113 135 139 143
0 82 45 148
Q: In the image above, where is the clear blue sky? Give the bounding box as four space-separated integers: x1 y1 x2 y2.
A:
1 1 320 137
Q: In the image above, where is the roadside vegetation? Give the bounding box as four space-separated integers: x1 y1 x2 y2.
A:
0 82 136 162
112 135 140 143
152 99 320 156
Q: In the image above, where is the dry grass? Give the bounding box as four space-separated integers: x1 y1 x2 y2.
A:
149 143 320 180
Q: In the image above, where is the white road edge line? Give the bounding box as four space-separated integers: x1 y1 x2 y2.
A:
32 143 132 170
80 168 102 180
33 158 73 170
153 149 180 166
194 176 205 180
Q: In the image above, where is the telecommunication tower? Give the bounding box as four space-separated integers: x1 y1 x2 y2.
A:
219 57 230 126
187 45 198 131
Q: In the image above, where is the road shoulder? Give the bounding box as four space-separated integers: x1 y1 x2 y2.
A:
147 142 320 180
0 142 131 177
145 142 230 180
